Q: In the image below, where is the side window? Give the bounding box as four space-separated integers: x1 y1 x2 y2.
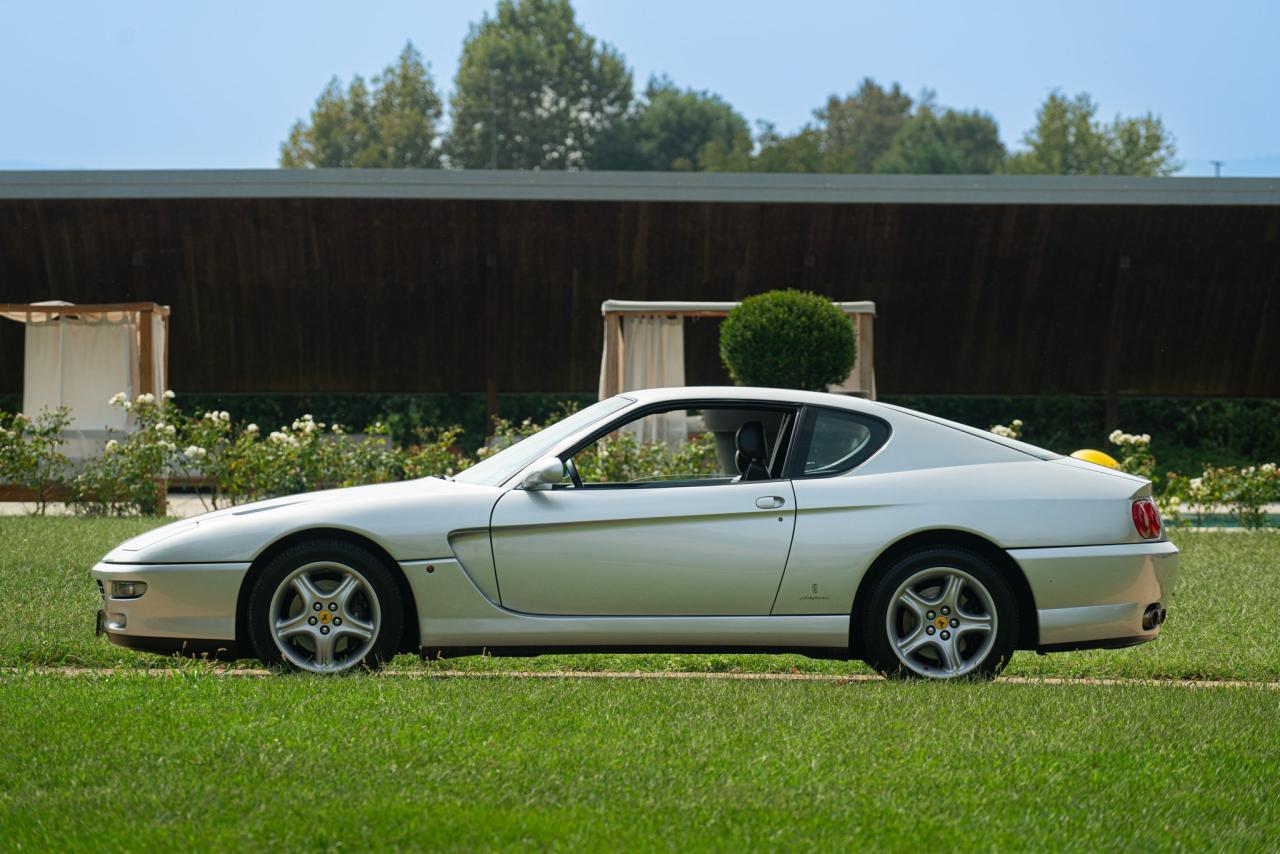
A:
564 405 797 488
791 408 889 478
573 408 725 486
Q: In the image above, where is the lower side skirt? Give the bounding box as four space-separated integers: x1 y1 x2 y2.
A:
422 644 851 661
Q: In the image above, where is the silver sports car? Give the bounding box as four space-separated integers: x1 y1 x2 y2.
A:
93 387 1178 680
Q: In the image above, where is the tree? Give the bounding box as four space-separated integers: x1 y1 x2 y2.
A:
281 43 443 168
814 78 914 173
593 76 750 171
876 102 1005 174
699 121 824 173
708 78 916 174
446 0 632 169
705 82 1003 176
1006 90 1180 176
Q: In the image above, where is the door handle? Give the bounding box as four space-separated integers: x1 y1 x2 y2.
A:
755 496 785 509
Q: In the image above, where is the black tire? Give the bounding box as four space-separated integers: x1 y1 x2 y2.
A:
247 539 403 674
860 547 1018 681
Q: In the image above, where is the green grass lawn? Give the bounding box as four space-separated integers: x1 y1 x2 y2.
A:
3 517 1279 850
2 516 1277 680
2 672 1278 851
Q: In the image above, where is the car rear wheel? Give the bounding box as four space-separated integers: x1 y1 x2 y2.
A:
861 547 1018 680
247 540 403 674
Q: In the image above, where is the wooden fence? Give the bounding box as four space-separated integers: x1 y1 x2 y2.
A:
2 197 1278 398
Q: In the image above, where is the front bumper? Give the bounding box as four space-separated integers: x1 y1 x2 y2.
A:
92 561 250 654
1009 540 1179 649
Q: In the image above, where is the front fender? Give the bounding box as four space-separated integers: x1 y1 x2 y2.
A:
103 479 503 564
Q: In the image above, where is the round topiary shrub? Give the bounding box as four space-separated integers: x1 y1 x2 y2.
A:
719 289 857 390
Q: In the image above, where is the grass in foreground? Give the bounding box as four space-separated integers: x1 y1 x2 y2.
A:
2 516 1278 680
2 673 1277 851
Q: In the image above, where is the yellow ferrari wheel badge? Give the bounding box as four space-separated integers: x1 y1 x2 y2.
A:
934 616 948 630
318 610 333 625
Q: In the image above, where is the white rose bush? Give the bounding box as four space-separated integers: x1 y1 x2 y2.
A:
1 393 479 515
0 406 73 514
988 419 1023 440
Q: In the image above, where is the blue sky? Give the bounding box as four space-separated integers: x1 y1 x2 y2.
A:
3 0 1277 175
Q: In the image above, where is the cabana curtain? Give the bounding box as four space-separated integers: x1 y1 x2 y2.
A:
1 301 170 458
617 315 686 445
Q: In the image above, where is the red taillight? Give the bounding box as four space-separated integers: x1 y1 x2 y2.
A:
1132 499 1162 539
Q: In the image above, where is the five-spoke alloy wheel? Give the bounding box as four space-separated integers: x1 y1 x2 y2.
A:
862 548 1017 680
248 540 403 674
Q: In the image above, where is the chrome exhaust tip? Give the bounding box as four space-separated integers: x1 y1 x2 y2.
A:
1142 603 1161 631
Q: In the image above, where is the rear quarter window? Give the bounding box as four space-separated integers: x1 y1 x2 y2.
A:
790 407 890 478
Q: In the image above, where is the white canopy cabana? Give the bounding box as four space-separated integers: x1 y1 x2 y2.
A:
598 299 876 401
0 301 170 457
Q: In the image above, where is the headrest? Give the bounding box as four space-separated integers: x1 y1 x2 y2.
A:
735 420 768 463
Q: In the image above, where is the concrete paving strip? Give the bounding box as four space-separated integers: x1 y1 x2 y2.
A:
4 666 1277 689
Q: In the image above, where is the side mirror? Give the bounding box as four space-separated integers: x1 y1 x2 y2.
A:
519 455 566 491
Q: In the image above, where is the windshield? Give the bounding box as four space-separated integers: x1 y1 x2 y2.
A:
452 396 635 487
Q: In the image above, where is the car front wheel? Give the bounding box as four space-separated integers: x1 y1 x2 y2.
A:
247 540 403 674
861 547 1018 680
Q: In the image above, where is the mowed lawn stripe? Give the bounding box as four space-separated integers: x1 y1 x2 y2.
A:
1 673 1277 851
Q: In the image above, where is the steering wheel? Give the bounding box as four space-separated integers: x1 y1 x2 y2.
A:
565 457 584 488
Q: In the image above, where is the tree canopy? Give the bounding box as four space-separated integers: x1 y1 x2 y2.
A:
592 76 750 171
280 2 1181 177
445 0 632 169
1005 91 1181 176
280 43 443 168
703 82 1005 176
877 102 1006 175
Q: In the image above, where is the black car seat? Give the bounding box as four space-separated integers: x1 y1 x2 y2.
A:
734 420 771 481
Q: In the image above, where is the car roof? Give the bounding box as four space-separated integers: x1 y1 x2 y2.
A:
619 385 876 412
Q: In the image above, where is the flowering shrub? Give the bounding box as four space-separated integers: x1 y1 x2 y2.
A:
988 419 1023 440
60 393 478 515
1170 464 1279 529
402 426 473 480
0 407 73 514
576 431 719 483
175 414 430 509
487 404 719 483
73 393 180 516
1108 430 1154 480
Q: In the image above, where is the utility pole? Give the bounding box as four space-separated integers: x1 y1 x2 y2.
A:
1210 160 1224 177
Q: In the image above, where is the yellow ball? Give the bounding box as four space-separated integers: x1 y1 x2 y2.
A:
1071 449 1120 469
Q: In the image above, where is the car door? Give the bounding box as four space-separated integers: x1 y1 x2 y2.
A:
489 480 796 615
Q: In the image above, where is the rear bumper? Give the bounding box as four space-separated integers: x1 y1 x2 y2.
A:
1009 540 1179 649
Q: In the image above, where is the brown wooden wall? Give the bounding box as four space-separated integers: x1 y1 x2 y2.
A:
1 197 1277 396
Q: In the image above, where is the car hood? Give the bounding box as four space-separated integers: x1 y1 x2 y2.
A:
105 477 503 565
